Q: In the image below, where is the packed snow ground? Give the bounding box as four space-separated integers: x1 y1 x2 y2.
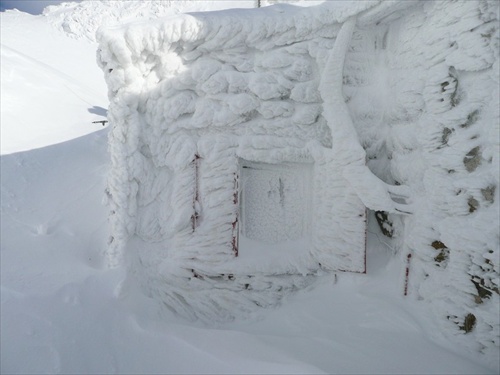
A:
0 2 497 374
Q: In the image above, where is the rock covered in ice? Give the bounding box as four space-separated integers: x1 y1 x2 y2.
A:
343 0 499 370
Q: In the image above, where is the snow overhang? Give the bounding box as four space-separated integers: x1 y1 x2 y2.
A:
96 1 382 71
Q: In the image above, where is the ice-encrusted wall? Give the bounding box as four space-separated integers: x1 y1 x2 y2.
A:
98 2 372 322
345 0 499 369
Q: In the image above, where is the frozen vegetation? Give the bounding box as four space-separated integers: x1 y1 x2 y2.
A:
1 1 499 374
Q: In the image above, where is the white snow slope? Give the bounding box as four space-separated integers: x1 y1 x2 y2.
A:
0 1 498 374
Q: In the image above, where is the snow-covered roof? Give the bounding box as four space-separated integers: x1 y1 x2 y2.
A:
97 2 377 53
96 2 380 90
96 2 402 158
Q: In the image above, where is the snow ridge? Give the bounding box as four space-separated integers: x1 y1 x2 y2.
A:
43 0 255 42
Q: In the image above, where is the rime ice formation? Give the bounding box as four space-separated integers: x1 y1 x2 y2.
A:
44 0 325 43
98 0 499 369
319 15 413 215
343 0 500 369
98 1 375 319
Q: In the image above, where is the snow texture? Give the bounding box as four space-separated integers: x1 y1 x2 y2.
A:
98 1 375 322
44 0 256 43
97 0 499 369
239 160 312 244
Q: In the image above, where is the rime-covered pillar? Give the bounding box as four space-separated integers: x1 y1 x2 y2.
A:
319 16 363 162
320 16 412 215
312 16 366 272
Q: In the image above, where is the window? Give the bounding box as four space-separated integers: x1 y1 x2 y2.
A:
239 160 313 253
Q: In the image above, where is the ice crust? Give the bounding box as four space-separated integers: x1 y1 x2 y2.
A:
98 0 499 368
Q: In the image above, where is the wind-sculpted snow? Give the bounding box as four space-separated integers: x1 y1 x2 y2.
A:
43 0 330 43
98 0 498 370
98 2 377 322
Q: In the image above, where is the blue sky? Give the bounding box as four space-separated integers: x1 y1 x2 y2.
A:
0 0 80 14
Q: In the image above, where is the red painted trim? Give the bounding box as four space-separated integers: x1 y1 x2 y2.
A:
404 253 412 296
363 208 367 274
232 172 239 257
191 154 200 232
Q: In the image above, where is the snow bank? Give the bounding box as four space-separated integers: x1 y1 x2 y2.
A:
0 10 108 154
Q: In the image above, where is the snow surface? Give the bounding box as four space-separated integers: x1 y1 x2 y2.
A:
0 10 108 155
1 1 499 374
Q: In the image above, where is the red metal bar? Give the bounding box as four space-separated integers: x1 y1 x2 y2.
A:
191 154 200 232
232 173 239 257
404 253 412 296
363 208 367 274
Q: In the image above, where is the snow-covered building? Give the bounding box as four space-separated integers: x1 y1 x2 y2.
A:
97 1 377 313
98 0 499 368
